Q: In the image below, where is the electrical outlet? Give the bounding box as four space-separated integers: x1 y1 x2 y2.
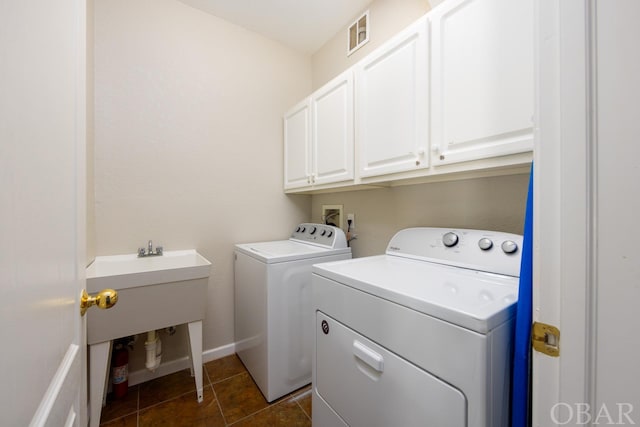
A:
347 213 355 230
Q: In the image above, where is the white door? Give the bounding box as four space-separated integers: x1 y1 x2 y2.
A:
430 0 533 165
533 1 640 425
356 15 429 178
0 1 87 426
312 70 354 186
283 99 312 190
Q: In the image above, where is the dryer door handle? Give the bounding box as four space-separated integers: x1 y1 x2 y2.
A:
353 340 384 373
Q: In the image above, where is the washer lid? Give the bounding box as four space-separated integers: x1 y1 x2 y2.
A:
235 240 350 263
312 255 518 333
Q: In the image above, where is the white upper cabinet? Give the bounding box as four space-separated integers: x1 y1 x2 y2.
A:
430 0 533 165
356 16 429 178
284 99 312 189
283 2 534 193
284 70 354 190
312 70 354 186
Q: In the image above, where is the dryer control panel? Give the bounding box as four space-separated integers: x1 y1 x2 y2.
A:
386 227 523 277
291 223 348 249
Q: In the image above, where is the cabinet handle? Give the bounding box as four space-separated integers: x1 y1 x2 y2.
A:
413 147 427 166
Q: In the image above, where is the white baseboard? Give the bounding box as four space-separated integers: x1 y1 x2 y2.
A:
128 342 237 387
202 342 236 364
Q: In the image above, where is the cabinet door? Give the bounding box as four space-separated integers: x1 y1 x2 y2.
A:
312 70 354 186
356 16 429 178
284 99 312 189
431 0 533 165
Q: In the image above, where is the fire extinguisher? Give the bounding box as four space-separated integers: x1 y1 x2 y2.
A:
111 342 128 399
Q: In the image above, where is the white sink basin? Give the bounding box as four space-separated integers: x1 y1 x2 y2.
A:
87 249 211 292
86 249 211 345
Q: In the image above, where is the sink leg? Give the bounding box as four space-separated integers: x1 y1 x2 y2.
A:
187 321 204 403
89 341 112 427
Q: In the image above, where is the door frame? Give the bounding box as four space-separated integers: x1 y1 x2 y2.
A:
533 0 597 424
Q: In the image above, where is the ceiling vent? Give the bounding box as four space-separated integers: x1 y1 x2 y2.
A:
347 10 369 56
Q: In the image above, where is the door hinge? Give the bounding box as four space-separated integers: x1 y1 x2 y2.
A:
532 322 560 357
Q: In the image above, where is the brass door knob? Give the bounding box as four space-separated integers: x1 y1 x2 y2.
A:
80 288 118 316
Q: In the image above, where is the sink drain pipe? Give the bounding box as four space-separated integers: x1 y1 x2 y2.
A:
144 330 162 372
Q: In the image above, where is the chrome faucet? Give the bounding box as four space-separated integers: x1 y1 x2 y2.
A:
138 240 163 257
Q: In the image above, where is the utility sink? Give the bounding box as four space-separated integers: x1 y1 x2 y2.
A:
86 250 211 344
87 249 211 292
86 249 211 427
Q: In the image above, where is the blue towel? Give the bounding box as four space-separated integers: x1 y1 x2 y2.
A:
511 164 533 427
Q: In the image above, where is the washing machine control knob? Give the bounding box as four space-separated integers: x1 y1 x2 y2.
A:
327 230 333 238
320 229 326 236
310 226 317 235
478 238 493 250
443 232 459 247
501 240 518 254
295 226 301 233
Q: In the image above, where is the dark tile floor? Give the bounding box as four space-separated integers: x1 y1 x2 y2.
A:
99 354 312 426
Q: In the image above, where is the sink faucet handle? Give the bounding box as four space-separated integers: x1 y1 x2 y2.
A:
156 246 163 255
138 247 146 257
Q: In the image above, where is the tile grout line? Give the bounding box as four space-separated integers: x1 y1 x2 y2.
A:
218 370 276 426
98 386 140 426
136 369 206 413
137 386 203 415
208 370 249 386
205 364 230 426
226 399 280 426
294 398 312 422
210 386 229 427
291 388 312 422
208 369 278 424
226 388 312 426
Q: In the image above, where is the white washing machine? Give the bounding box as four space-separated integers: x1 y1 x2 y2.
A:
312 227 522 427
234 223 351 402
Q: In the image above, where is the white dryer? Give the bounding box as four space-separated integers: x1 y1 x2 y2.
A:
312 227 522 427
234 223 351 402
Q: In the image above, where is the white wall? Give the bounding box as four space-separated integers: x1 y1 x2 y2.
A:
312 174 529 258
311 0 431 90
93 0 311 370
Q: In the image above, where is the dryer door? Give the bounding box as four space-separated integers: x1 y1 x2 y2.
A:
315 311 467 427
